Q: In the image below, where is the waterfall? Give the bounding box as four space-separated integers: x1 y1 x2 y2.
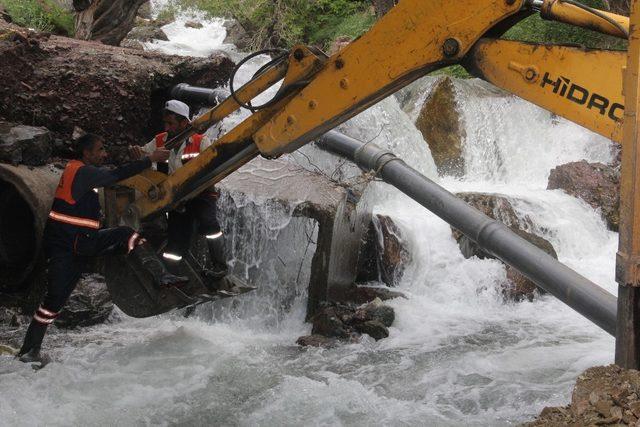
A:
0 4 620 426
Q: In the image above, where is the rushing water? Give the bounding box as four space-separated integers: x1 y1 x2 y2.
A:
0 4 619 426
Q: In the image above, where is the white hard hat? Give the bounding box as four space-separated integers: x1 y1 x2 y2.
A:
164 99 190 120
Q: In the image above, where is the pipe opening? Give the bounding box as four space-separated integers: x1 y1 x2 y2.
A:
0 179 37 290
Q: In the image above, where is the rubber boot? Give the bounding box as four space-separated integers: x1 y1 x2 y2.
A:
204 237 228 280
130 243 188 288
17 320 48 364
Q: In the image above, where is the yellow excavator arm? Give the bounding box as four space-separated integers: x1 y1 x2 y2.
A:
114 0 628 228
107 0 640 368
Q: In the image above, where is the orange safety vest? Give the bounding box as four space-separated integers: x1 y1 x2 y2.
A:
48 160 101 229
155 132 204 163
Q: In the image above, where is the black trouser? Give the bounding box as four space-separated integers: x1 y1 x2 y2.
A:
19 226 137 355
43 226 136 311
166 192 223 263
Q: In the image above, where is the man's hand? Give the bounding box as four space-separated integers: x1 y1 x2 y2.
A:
148 148 170 163
128 145 146 160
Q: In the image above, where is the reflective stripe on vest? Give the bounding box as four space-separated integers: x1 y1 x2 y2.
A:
54 160 84 205
48 211 100 229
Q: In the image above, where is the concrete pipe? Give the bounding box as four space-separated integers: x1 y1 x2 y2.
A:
0 163 60 292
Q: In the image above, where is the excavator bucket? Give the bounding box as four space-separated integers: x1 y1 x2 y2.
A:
102 188 254 318
104 250 255 318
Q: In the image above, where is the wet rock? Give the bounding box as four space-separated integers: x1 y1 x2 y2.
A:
0 122 52 166
311 305 351 339
460 227 556 301
296 334 338 348
354 320 389 340
454 192 523 232
220 157 370 320
185 20 203 29
303 299 396 344
526 365 640 426
55 274 113 329
223 19 251 51
369 304 395 327
452 192 557 301
125 24 168 42
548 160 620 231
413 77 466 176
504 264 544 302
357 214 411 286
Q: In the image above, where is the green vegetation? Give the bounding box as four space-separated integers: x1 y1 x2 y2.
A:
0 0 75 36
156 0 627 79
159 0 375 50
503 0 627 50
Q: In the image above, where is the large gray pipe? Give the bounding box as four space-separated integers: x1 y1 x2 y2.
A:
318 131 618 336
171 83 230 106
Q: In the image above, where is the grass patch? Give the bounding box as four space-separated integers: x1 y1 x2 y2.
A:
0 0 75 36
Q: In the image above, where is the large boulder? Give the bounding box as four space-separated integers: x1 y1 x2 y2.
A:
55 274 114 328
0 122 52 166
357 214 411 286
307 299 395 343
184 20 203 29
223 19 251 51
454 192 523 233
526 365 640 426
413 77 466 176
0 22 234 163
548 160 620 231
124 24 168 42
453 192 557 301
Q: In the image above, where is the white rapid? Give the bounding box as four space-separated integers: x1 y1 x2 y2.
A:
0 4 619 426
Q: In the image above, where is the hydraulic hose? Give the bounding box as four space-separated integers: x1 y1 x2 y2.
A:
318 130 618 336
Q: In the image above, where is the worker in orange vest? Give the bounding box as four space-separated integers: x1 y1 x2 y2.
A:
18 133 187 365
131 100 228 281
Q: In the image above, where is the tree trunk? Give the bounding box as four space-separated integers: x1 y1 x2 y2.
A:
0 21 234 162
74 0 147 46
372 0 398 18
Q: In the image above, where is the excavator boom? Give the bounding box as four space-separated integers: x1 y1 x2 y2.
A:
106 0 635 327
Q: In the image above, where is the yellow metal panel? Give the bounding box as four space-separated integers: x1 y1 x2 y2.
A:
128 47 327 220
617 0 640 284
253 0 523 157
466 39 625 143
